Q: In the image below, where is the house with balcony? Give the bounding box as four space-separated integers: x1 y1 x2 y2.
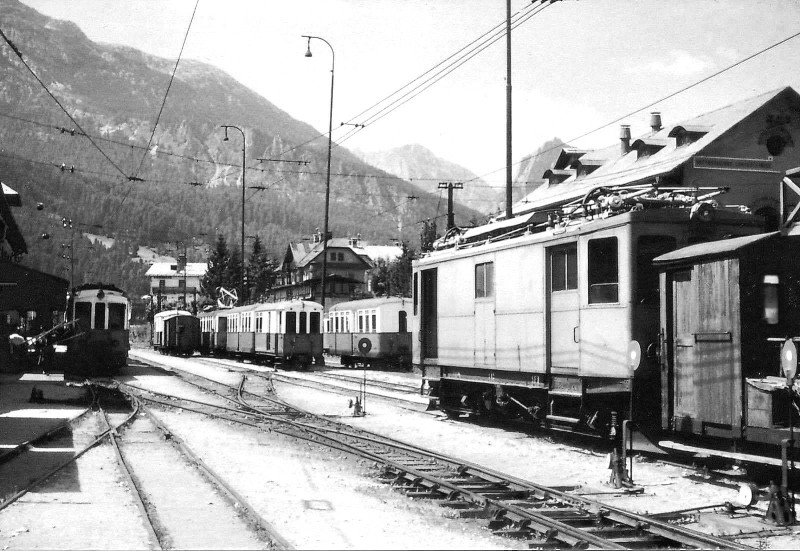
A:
268 232 402 309
145 258 207 311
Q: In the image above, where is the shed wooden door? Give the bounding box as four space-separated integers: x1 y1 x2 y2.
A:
671 269 696 427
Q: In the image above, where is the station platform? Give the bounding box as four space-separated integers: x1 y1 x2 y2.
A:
0 373 88 461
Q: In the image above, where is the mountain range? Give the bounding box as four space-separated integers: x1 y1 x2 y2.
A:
0 0 554 297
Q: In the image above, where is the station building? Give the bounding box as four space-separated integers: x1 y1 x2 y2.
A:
514 86 800 226
0 182 69 368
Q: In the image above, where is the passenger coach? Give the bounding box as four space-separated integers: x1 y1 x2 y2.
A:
200 300 323 367
324 296 411 368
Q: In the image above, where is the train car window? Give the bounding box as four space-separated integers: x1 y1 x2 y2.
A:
413 273 418 315
285 311 297 334
371 310 377 333
763 275 780 325
551 245 577 291
399 311 408 332
359 312 365 332
475 262 495 298
94 303 107 330
310 312 321 334
588 237 619 304
108 303 126 330
636 236 677 304
299 311 308 334
74 303 92 330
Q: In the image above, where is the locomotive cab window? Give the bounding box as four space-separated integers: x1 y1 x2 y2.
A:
588 237 619 304
94 303 106 330
108 303 126 330
551 245 577 291
75 302 92 330
285 311 296 334
475 262 494 298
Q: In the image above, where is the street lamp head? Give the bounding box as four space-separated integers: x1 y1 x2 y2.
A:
304 37 312 57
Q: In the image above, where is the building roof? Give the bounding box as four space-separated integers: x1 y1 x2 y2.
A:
513 86 799 214
145 262 208 277
282 237 402 270
0 181 27 256
653 232 780 265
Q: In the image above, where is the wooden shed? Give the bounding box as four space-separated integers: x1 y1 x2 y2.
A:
654 232 800 444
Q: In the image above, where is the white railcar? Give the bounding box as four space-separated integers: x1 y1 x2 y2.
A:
324 297 411 367
413 191 764 436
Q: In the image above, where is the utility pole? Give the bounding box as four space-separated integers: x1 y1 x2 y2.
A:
506 0 513 219
438 182 463 231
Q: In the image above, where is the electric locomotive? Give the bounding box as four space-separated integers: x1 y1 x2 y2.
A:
412 185 770 440
52 283 130 375
323 296 412 368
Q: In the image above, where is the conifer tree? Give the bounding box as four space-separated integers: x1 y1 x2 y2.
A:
201 234 229 301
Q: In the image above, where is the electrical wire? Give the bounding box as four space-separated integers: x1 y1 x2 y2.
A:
336 1 554 146
0 26 130 181
466 27 800 186
272 1 545 159
132 0 201 179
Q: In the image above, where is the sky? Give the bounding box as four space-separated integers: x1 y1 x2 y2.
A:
18 0 800 191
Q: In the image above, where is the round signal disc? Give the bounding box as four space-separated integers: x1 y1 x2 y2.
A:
358 337 372 356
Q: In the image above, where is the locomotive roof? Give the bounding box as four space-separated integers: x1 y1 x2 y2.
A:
653 231 780 265
73 282 127 296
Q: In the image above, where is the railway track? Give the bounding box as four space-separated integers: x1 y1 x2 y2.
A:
99 398 287 550
125 357 752 550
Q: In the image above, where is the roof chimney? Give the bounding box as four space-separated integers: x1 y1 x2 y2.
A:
650 112 662 132
620 125 631 155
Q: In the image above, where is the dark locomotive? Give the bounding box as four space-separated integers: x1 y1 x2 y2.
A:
153 309 200 356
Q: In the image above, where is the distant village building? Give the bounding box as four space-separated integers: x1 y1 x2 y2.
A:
269 232 402 309
145 259 208 311
514 86 800 227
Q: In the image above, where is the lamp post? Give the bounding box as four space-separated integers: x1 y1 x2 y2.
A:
221 125 246 304
302 34 334 311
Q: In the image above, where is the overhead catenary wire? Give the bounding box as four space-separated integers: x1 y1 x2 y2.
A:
270 1 545 160
132 0 201 179
0 26 130 181
465 27 800 187
336 1 555 146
